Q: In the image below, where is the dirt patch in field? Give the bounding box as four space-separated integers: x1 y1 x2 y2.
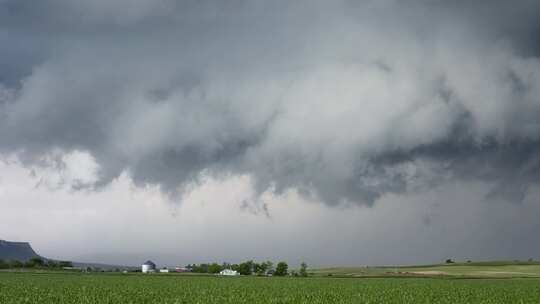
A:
474 271 536 276
410 271 447 275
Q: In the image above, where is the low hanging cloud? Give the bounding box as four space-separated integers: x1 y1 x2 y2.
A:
1 0 540 205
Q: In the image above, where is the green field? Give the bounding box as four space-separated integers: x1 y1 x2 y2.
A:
1 272 540 303
312 261 540 278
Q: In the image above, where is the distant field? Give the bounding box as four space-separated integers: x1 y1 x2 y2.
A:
1 272 540 303
312 261 540 278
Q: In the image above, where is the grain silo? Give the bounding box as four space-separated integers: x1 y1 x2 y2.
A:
141 260 156 273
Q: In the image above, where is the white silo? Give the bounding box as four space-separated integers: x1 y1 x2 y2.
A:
142 260 156 273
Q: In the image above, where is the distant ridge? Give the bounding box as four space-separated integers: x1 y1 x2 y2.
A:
0 239 136 270
0 240 40 262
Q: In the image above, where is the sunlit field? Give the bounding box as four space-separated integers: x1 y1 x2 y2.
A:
1 272 539 304
312 261 540 278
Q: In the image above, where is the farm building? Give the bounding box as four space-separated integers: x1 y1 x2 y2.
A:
159 268 169 273
219 269 239 276
141 260 156 273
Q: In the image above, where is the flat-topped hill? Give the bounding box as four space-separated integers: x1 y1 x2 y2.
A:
0 240 40 262
0 239 135 270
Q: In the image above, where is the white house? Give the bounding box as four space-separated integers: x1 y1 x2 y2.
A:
219 269 239 276
159 268 169 273
142 260 156 273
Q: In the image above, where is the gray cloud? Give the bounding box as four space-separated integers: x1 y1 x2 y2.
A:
1 0 540 205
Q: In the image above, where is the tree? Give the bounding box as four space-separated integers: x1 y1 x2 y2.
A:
299 262 308 277
208 263 223 274
252 261 274 275
47 260 59 268
59 261 73 268
0 259 7 269
263 261 273 273
275 262 288 276
261 262 272 275
252 262 262 275
237 260 254 275
9 260 23 268
24 261 35 268
191 264 209 273
445 259 455 264
29 257 45 267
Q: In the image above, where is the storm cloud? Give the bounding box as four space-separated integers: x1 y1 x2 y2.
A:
1 0 540 206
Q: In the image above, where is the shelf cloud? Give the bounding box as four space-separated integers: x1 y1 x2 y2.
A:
1 0 540 206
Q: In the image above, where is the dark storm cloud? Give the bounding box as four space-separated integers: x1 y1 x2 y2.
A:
1 0 540 205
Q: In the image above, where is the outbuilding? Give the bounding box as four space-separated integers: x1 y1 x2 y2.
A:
219 269 239 276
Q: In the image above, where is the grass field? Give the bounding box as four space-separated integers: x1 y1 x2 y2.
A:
1 272 540 303
312 261 540 278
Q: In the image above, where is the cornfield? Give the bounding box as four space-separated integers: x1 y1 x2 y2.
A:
0 272 539 303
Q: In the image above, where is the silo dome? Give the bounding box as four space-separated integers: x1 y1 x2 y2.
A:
141 260 156 273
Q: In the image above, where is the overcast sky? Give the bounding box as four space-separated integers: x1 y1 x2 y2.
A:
1 0 540 267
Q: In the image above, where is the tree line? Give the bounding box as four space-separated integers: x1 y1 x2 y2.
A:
187 260 308 277
0 257 73 269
